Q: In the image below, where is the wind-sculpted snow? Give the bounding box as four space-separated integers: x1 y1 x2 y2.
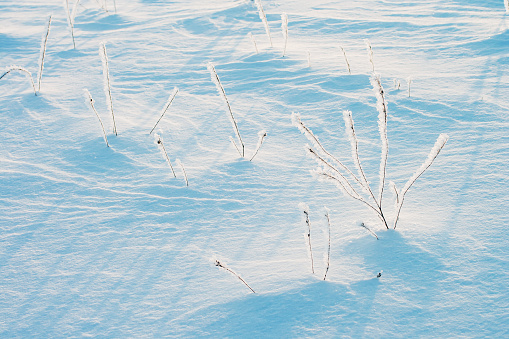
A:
0 0 508 337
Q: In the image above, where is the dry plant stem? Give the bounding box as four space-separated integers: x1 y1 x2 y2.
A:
361 222 379 240
208 63 244 157
307 51 311 68
176 159 188 186
281 13 288 57
100 42 117 135
215 260 255 293
323 209 331 281
393 134 448 229
37 15 52 93
407 77 412 97
113 0 117 13
248 32 258 54
255 0 272 47
371 74 389 206
84 89 109 147
343 110 379 208
303 210 315 274
64 0 76 49
292 113 364 188
157 137 176 178
317 171 386 224
365 39 375 72
306 147 361 198
506 0 509 13
1 67 37 96
249 130 267 161
149 87 179 135
340 46 351 74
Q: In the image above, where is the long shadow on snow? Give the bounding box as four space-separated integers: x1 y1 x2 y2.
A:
177 279 380 337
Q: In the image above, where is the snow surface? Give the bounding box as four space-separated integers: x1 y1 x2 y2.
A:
1 0 508 337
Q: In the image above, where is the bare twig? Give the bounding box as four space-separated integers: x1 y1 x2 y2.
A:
340 46 351 74
1 66 37 96
215 260 255 293
360 222 379 240
155 135 177 178
149 87 178 135
324 208 331 280
84 89 109 147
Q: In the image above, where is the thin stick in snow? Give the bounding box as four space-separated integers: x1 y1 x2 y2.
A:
323 208 331 281
281 13 288 57
155 134 177 178
364 39 375 73
149 87 179 135
248 32 259 54
340 46 351 74
360 222 379 240
176 159 188 186
307 51 311 68
1 66 37 96
407 77 412 97
100 42 117 135
254 0 272 47
215 260 255 293
207 62 244 158
84 89 109 147
393 134 449 229
249 130 267 161
37 15 52 93
299 203 314 274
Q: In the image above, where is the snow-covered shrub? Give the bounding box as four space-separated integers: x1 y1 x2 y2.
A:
293 74 448 230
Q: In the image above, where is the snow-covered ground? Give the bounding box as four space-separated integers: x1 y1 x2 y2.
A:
1 0 508 337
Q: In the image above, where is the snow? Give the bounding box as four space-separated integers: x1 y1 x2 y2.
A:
1 0 508 337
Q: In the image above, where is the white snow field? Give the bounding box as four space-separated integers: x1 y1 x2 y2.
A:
1 0 508 337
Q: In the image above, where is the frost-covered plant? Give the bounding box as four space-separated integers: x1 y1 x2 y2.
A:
340 46 351 74
249 130 267 161
176 159 188 186
293 74 448 229
207 62 266 161
248 32 258 54
84 89 109 147
64 0 80 49
37 15 52 93
149 87 179 135
323 207 331 281
215 260 255 293
365 39 375 72
100 42 117 135
254 0 272 47
281 13 288 57
1 66 37 95
299 203 315 274
154 133 176 178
